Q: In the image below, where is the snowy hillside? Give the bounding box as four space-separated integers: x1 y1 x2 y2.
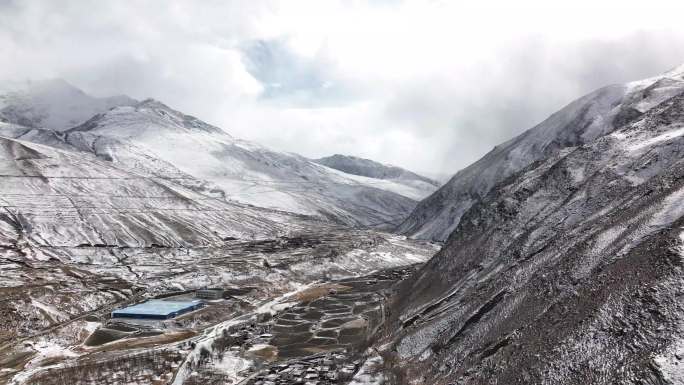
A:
378 65 684 384
398 65 684 241
0 106 441 385
0 79 136 130
0 133 309 248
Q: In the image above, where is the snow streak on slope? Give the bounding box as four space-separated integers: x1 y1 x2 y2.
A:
399 66 684 241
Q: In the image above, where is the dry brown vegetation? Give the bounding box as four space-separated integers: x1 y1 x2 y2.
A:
26 350 183 385
294 283 352 302
86 330 197 353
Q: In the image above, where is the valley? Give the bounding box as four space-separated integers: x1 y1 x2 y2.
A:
2 64 684 385
0 225 437 385
0 80 442 385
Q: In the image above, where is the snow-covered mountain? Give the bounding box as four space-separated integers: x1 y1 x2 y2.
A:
64 99 427 228
0 83 439 228
375 65 684 384
0 79 136 130
398 64 684 241
313 154 440 200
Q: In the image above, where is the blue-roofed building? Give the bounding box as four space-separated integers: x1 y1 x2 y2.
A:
111 300 204 320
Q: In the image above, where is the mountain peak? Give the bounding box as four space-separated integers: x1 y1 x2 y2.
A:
137 98 170 109
399 61 684 241
67 96 226 137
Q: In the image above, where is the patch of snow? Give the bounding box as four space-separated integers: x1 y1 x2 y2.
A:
349 355 385 385
211 353 253 383
30 298 69 323
256 283 311 315
653 338 684 385
627 127 684 152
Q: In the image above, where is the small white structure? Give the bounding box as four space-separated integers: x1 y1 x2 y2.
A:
195 288 224 300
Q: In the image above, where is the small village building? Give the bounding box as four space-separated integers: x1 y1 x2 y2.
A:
195 288 225 300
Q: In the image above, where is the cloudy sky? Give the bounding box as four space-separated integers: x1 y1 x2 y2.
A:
2 0 684 176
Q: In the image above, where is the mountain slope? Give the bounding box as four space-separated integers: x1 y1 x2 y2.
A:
57 99 431 228
379 68 684 384
398 66 684 241
0 132 307 249
0 79 136 130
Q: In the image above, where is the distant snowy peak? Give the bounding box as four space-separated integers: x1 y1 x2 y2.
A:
0 78 136 131
68 98 227 137
314 154 440 186
32 99 423 227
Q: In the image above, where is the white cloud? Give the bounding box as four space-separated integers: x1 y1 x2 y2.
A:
2 0 684 174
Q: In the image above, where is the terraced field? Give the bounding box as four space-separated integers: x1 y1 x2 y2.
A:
240 267 419 384
266 268 416 359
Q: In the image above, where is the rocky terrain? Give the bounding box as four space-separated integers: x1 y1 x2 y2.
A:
372 66 684 384
0 218 437 385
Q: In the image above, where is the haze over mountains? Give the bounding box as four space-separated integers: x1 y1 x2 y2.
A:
5 0 684 383
0 80 440 232
314 154 439 190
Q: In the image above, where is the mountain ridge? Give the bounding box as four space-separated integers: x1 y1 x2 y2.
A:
314 153 439 186
370 65 684 384
0 82 440 228
398 66 684 241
